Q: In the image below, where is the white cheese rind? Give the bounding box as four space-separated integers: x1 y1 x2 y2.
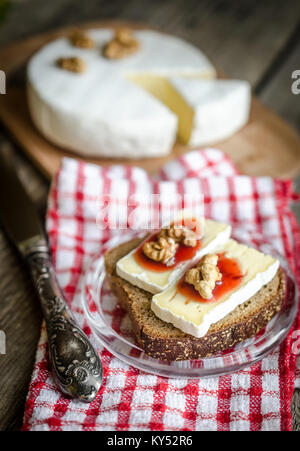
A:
27 29 215 158
151 239 280 338
169 78 251 146
116 220 231 294
27 81 178 159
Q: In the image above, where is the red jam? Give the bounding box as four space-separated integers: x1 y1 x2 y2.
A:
177 253 244 303
133 219 203 273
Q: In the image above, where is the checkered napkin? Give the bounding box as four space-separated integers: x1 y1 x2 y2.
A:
22 149 300 431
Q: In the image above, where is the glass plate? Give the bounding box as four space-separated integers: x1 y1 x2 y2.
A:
81 232 298 378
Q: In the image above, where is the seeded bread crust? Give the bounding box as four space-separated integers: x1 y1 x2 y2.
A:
104 238 285 361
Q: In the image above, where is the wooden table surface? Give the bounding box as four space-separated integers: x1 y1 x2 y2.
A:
0 0 299 431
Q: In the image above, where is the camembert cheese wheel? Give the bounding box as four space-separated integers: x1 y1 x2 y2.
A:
27 29 216 158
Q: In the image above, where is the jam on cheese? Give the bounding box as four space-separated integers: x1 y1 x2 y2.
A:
177 253 244 303
116 218 232 295
134 234 202 272
151 238 279 338
134 219 202 273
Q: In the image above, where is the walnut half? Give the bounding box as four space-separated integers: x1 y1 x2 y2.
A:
158 224 197 247
103 28 139 59
185 254 222 299
143 236 178 264
69 29 95 49
56 57 86 73
142 224 198 264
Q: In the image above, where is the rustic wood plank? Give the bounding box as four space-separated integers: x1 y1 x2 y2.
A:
258 45 300 431
0 0 299 431
258 31 300 134
1 78 300 179
1 18 300 180
257 34 300 235
0 139 48 431
0 0 299 85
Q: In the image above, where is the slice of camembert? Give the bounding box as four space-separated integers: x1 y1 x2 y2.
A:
168 78 251 146
128 77 250 147
116 219 231 294
151 239 280 338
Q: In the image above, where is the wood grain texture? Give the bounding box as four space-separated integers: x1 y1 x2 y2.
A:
258 32 300 259
259 31 300 137
0 0 299 431
1 0 300 86
0 140 47 431
292 389 300 431
1 21 300 179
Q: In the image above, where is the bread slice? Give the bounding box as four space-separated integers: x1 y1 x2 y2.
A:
104 237 285 361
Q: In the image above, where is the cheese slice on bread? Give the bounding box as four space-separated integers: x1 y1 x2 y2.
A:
152 239 280 338
116 219 231 294
104 237 284 361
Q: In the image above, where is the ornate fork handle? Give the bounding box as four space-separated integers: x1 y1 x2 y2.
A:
26 242 103 402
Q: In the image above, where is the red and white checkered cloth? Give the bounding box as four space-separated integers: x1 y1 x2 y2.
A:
22 149 300 431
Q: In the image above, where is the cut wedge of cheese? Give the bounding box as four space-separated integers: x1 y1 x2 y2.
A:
116 219 231 294
169 78 251 145
27 29 216 158
151 239 280 338
129 76 251 146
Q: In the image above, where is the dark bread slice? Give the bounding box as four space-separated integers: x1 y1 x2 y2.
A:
104 238 285 361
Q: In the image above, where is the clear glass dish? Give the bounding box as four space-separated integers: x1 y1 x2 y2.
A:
81 232 298 379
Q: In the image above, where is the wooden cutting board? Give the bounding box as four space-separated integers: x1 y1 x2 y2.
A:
0 20 300 180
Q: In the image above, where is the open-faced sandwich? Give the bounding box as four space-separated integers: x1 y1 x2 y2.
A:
104 215 285 361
